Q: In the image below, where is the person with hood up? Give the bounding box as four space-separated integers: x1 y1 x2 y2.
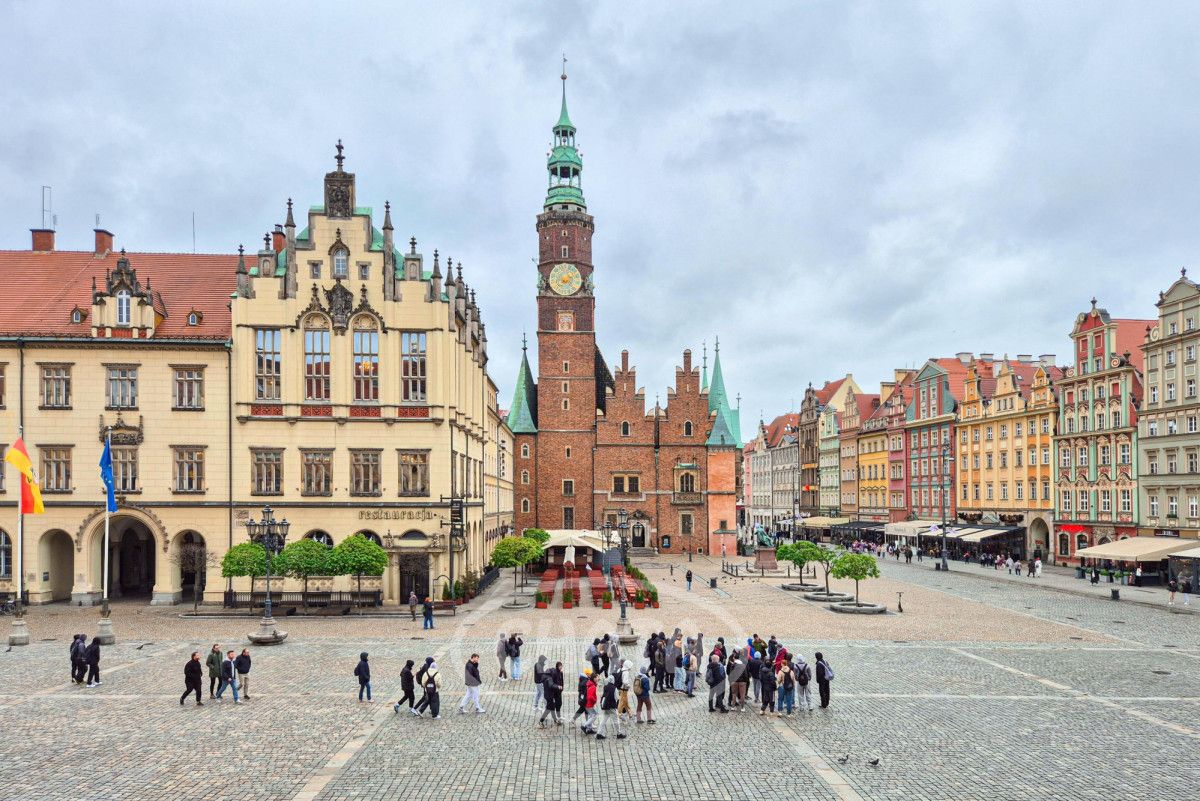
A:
394 659 416 713
606 635 620 678
457 653 485 714
354 652 373 702
412 657 435 716
727 648 748 711
652 638 667 693
634 665 655 723
758 653 778 716
538 661 564 727
206 644 222 698
496 633 509 681
180 652 204 706
766 635 780 663
532 655 548 710
616 659 634 726
83 637 103 688
422 661 442 719
773 646 790 673
705 653 728 713
70 634 87 685
585 639 602 677
571 667 594 729
794 655 814 711
747 649 763 703
815 651 834 709
507 633 524 680
597 675 624 740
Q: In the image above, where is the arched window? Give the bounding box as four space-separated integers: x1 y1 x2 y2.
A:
352 317 379 401
116 291 131 325
521 498 530 513
356 530 382 546
0 530 10 578
187 312 200 326
1058 533 1069 556
679 473 696 493
332 247 349 278
521 470 530 485
304 315 331 400
1075 533 1088 553
684 421 693 437
521 444 530 458
621 421 631 437
306 530 333 549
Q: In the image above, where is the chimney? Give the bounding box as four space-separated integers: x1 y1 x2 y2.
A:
272 224 285 253
682 348 692 373
1016 354 1032 364
621 349 630 372
955 351 972 365
1039 354 1056 367
979 352 994 362
31 228 54 252
94 229 114 256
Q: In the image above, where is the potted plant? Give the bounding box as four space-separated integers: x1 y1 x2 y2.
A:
535 591 548 609
562 588 574 609
634 589 645 610
601 589 613 609
649 586 660 608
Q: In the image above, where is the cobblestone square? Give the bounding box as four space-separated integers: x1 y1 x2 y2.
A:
1 555 1196 801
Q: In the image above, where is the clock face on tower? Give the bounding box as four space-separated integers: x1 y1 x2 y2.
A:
549 262 583 296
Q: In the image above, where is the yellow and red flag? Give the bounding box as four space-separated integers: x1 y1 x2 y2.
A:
5 438 45 514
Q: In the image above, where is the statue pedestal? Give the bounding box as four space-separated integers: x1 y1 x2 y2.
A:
8 618 29 647
754 548 778 571
96 615 116 645
616 617 638 645
247 616 288 645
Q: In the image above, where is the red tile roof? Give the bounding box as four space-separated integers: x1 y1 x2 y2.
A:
814 377 845 405
0 249 237 339
764 412 800 447
1113 319 1155 372
929 358 972 402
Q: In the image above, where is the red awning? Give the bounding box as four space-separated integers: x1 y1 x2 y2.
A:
1059 524 1088 534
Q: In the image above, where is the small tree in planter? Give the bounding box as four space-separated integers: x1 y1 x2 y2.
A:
830 552 881 606
221 542 267 610
777 541 822 581
273 537 331 612
647 585 660 608
562 588 575 608
490 536 543 604
634 589 646 609
535 591 548 609
602 589 613 609
330 534 389 614
809 545 844 595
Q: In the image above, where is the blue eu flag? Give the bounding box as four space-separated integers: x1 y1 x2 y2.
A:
99 439 117 513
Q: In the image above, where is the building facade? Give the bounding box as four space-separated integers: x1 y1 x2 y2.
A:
838 386 879 518
857 389 890 523
508 77 742 555
1139 271 1200 543
884 370 915 522
0 148 512 606
904 358 967 522
1053 301 1150 563
818 406 841 516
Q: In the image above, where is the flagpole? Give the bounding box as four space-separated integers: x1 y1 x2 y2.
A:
8 425 29 646
97 427 115 644
103 428 111 608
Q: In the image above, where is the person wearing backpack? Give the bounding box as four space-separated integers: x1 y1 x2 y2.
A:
727 649 747 711
597 675 624 740
777 662 796 715
571 667 592 729
422 661 443 719
616 659 634 726
705 653 728 713
411 657 435 716
794 655 814 711
538 661 564 727
507 634 524 680
354 652 373 703
815 652 834 709
758 655 777 716
634 666 655 723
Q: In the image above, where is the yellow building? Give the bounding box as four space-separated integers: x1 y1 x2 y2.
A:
0 146 512 606
956 356 1062 556
856 383 893 522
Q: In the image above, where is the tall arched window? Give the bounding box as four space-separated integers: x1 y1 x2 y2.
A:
332 247 349 278
521 470 530 485
304 315 331 400
521 444 530 458
684 421 693 437
521 498 530 513
0 530 10 578
352 317 379 401
1075 533 1088 553
621 421 631 437
679 473 696 493
116 291 131 325
306 530 334 549
1058 532 1069 556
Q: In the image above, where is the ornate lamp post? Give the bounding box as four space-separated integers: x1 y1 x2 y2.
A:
940 443 951 571
246 505 290 645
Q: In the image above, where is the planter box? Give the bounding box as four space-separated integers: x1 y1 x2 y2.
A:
634 602 645 610
563 602 574 609
651 601 660 608
536 601 548 609
602 602 612 609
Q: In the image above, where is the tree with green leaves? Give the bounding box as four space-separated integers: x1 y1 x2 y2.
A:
522 527 550 544
220 542 267 611
490 536 543 601
830 552 881 606
807 545 843 595
330 534 389 613
777 541 822 577
273 538 331 612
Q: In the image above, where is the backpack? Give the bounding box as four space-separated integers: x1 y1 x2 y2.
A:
506 641 518 658
797 665 811 685
424 671 438 695
615 671 625 691
820 661 834 681
633 674 646 695
782 670 795 690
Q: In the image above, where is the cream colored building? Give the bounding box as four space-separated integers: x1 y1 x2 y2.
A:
0 147 512 606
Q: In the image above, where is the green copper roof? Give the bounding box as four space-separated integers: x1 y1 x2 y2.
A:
707 345 729 415
548 144 581 168
506 343 538 434
544 78 585 210
704 341 741 447
706 407 737 447
556 82 574 131
546 184 586 207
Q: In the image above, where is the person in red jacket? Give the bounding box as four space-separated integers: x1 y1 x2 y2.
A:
582 671 599 735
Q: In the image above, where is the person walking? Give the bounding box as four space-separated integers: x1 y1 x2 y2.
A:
354 652 373 702
538 661 564 727
412 657 435 716
598 634 611 677
70 634 87 685
634 665 655 724
727 649 747 711
1183 577 1193 606
586 639 602 678
705 653 728 713
457 653 485 714
235 648 252 701
617 659 634 727
815 651 834 709
795 655 815 711
1135 565 1143 587
758 655 777 716
216 650 240 703
777 661 796 715
205 644 222 698
1168 575 1178 606
394 659 416 713
422 661 442 719
408 590 419 621
496 633 509 682
83 637 102 688
422 596 435 629
571 668 594 730
180 652 204 706
685 569 693 591
532 655 547 710
606 636 621 679
597 675 624 740
581 670 599 735
507 633 525 680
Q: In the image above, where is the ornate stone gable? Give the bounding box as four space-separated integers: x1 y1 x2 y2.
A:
325 280 354 331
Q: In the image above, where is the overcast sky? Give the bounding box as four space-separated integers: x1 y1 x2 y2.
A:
4 2 1200 437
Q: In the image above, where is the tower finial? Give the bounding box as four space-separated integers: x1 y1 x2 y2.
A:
1090 296 1097 310
522 332 528 352
335 139 345 170
561 52 567 82
714 334 720 353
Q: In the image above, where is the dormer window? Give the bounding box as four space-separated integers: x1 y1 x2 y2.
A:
70 309 83 324
187 312 200 326
116 291 131 326
333 248 349 278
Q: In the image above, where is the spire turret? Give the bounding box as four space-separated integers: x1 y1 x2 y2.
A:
545 59 585 211
506 334 539 434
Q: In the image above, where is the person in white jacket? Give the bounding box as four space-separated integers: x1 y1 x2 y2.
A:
617 659 634 726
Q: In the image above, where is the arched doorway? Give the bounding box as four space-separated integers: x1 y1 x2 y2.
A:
397 530 430 600
37 529 74 602
1028 518 1049 561
110 520 156 599
632 522 646 548
175 531 208 605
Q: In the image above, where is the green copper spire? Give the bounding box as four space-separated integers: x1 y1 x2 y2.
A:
545 58 586 211
701 341 709 392
707 336 728 414
705 336 742 447
506 334 538 434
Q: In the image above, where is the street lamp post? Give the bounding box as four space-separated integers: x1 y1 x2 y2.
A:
612 507 637 644
246 505 290 645
940 443 950 571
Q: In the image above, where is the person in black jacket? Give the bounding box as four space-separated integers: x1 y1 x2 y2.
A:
354 652 373 702
747 650 763 704
532 655 547 710
507 634 525 680
234 649 252 700
705 653 728 713
412 657 435 716
538 661 564 727
570 668 592 727
598 675 624 740
394 659 416 713
70 634 86 685
216 650 240 703
84 637 102 688
815 651 833 709
180 652 204 706
598 634 611 677
758 656 777 716
653 639 667 693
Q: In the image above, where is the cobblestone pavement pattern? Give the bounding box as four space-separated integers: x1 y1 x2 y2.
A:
0 554 1196 800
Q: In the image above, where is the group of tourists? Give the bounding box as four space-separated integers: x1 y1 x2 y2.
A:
177 644 252 706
